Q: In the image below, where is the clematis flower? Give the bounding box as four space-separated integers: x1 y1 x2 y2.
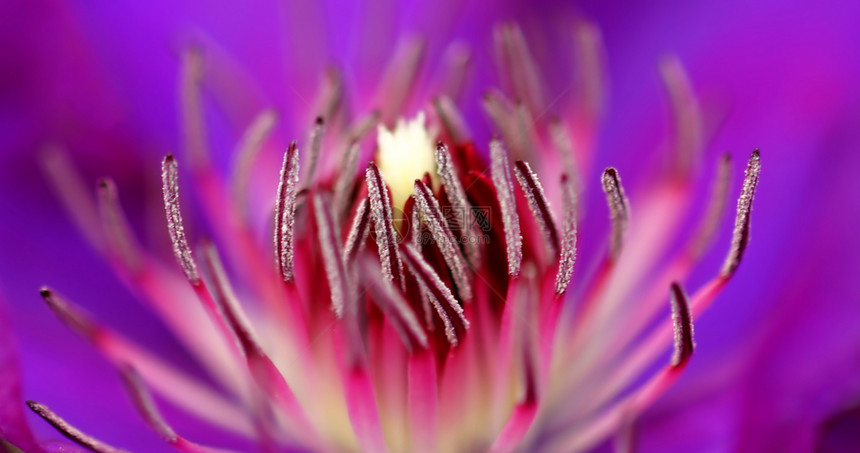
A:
1 1 858 452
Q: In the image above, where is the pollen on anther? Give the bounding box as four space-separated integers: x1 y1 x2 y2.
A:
344 197 371 264
413 179 473 301
27 401 129 453
161 155 199 284
435 141 481 267
491 140 523 277
601 167 629 262
275 142 300 282
554 174 578 295
721 149 761 277
669 282 695 367
314 193 350 317
514 160 559 257
402 244 469 346
366 162 405 288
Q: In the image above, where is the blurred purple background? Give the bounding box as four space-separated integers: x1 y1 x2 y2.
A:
1 0 858 451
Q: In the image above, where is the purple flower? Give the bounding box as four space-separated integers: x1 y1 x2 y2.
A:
1 1 858 452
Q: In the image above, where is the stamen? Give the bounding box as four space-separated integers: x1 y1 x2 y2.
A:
494 24 545 115
401 244 469 346
434 96 472 143
573 20 607 119
491 140 522 277
231 109 278 209
179 46 209 169
413 179 473 301
39 145 104 253
410 203 435 328
161 155 200 284
669 282 694 367
721 149 761 277
440 42 471 101
348 110 381 144
200 249 318 446
96 179 142 272
40 287 98 340
548 121 583 194
435 141 481 267
554 174 578 295
304 117 324 184
313 67 344 122
601 168 629 262
366 162 405 289
483 93 518 157
27 401 128 453
374 37 425 124
333 141 361 219
514 160 560 257
689 154 732 258
313 193 350 317
199 244 260 355
40 290 255 438
358 259 428 351
119 367 177 444
659 56 703 178
274 142 300 282
343 197 371 264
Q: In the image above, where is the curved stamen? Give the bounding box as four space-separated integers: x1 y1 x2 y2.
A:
514 160 559 257
304 117 324 184
554 174 578 296
401 244 469 346
721 149 761 277
97 178 142 272
413 179 473 301
313 193 350 317
274 142 300 282
688 154 733 259
435 141 481 267
434 97 472 143
659 56 704 178
344 197 371 265
366 162 405 289
669 282 695 367
162 155 200 284
491 140 522 277
231 109 278 211
27 401 129 453
358 259 428 351
601 167 629 262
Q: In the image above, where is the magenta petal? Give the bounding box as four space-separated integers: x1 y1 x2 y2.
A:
0 294 49 453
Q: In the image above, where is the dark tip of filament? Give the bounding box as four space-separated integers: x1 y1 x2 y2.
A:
669 282 695 367
40 287 96 339
721 149 761 278
315 116 324 125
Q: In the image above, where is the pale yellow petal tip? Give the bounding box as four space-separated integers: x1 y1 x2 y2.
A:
376 112 437 210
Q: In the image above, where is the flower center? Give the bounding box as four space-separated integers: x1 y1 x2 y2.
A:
375 112 436 210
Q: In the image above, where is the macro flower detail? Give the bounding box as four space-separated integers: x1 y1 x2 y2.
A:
4 17 768 453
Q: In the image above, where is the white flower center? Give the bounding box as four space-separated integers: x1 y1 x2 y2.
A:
376 112 436 211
